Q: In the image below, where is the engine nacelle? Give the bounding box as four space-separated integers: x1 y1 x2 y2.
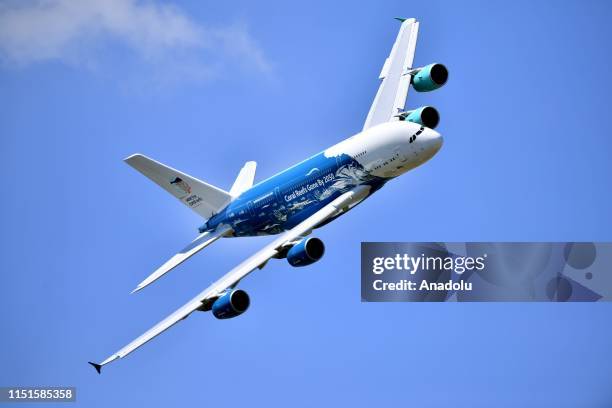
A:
286 237 325 267
212 289 250 319
401 106 440 129
412 63 448 92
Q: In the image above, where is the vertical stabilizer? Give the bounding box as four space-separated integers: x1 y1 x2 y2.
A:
230 161 257 197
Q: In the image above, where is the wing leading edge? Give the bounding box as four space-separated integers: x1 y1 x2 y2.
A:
90 185 371 372
363 18 419 131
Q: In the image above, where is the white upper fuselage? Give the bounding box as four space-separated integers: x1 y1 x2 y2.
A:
328 120 443 178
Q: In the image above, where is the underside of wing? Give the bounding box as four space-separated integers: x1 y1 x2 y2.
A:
363 18 419 131
89 186 371 373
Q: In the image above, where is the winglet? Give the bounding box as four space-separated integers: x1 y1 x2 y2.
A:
88 361 102 374
394 17 407 22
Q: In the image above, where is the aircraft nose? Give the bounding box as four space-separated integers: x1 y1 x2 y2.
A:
424 127 443 154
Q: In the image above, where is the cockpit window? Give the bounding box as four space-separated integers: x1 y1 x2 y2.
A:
409 126 425 143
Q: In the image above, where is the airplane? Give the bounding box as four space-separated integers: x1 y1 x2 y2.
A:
89 17 447 373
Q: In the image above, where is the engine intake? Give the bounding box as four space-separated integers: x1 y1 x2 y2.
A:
401 106 440 129
287 237 325 267
412 63 448 92
212 289 250 319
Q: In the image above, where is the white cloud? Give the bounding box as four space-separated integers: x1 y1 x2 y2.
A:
0 0 270 80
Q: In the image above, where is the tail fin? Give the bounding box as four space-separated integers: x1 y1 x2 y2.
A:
124 154 232 219
230 161 257 197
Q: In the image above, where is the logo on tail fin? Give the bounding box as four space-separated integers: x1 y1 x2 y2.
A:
169 177 192 196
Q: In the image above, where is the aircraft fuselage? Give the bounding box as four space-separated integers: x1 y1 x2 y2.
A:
204 121 442 237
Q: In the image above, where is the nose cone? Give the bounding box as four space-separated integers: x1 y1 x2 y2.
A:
423 127 443 156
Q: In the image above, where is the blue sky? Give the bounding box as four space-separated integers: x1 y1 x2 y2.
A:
1 0 612 407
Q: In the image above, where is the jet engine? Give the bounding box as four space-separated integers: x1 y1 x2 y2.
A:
399 106 440 129
411 63 448 92
212 289 250 319
286 237 325 267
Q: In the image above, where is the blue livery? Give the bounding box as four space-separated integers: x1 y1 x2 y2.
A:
204 152 387 237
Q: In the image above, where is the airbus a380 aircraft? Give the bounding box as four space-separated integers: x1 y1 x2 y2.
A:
90 17 447 373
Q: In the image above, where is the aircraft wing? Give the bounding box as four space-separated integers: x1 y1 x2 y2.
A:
89 185 370 373
363 18 419 131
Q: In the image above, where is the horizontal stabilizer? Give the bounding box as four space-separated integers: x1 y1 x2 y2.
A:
124 154 232 219
132 224 233 293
